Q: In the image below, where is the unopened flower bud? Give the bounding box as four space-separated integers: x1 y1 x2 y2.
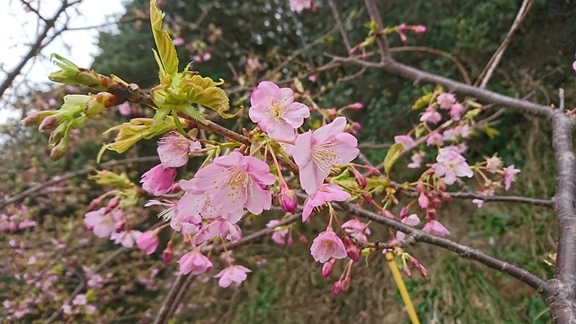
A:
418 264 429 279
106 196 121 212
322 259 337 277
162 242 174 263
114 220 125 233
361 191 373 204
38 115 59 132
402 265 413 278
332 280 344 295
352 168 367 189
351 122 362 133
299 234 308 245
398 23 407 31
287 235 294 247
399 205 410 219
279 189 298 213
412 25 427 34
50 141 68 161
352 102 363 110
88 195 106 211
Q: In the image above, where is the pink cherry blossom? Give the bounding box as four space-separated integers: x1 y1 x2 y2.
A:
422 219 451 237
310 230 347 263
193 219 242 245
289 0 312 13
267 220 289 245
437 93 456 110
394 134 415 147
186 152 275 215
213 265 252 287
502 164 521 190
302 184 351 221
249 81 310 140
396 214 420 241
420 107 442 124
472 199 484 208
179 250 213 275
141 164 177 196
431 148 473 185
110 230 142 248
172 37 185 46
426 133 444 147
341 219 371 242
407 151 426 169
449 103 466 121
136 230 160 254
293 117 359 194
84 208 122 238
157 131 202 168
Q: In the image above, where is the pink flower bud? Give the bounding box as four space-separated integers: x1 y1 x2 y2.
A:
279 189 298 213
344 236 361 262
418 264 429 279
287 235 294 247
352 168 367 189
332 280 344 295
399 205 410 219
88 195 106 211
418 193 429 209
162 242 174 263
299 234 308 245
413 25 426 34
398 23 407 31
351 122 362 133
403 265 413 278
322 258 337 277
351 102 364 110
106 196 120 212
361 191 373 204
38 115 59 132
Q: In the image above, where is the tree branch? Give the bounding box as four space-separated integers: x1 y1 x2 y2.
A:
1 156 159 210
153 213 302 324
341 202 550 293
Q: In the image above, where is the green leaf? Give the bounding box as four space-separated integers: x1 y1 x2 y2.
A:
181 75 231 118
482 125 500 139
150 0 179 77
383 143 404 175
412 92 432 110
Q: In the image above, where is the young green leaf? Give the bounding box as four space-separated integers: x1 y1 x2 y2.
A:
383 143 404 175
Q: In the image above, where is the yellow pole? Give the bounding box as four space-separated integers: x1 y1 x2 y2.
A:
385 252 420 324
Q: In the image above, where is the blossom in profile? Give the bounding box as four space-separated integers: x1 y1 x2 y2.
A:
407 151 426 169
394 134 415 147
437 93 456 110
289 0 312 13
213 265 252 287
267 220 290 245
302 184 351 221
157 131 202 168
141 164 176 196
396 214 421 241
449 103 466 121
179 251 213 275
110 230 142 248
422 219 451 237
293 117 359 194
137 230 160 254
249 81 310 140
310 230 347 263
420 107 442 124
502 165 521 190
192 219 242 245
341 219 371 242
432 148 473 185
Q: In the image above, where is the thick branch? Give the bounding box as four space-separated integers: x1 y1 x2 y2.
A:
342 202 550 293
548 110 576 322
